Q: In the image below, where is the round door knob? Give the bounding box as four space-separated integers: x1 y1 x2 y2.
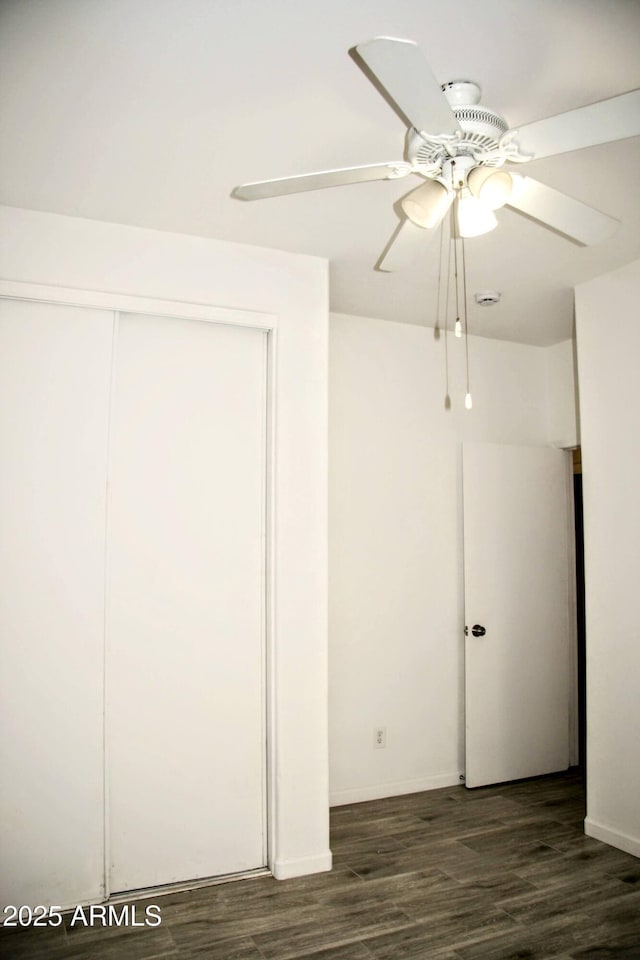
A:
471 624 486 637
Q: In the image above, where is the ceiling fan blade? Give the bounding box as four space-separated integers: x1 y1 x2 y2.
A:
376 217 437 271
232 161 412 200
507 176 619 246
351 37 461 137
515 89 640 160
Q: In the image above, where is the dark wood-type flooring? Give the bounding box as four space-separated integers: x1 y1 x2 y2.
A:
3 769 640 959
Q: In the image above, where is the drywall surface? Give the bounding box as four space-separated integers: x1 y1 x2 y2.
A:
546 338 580 449
576 258 640 858
0 204 331 879
329 312 553 804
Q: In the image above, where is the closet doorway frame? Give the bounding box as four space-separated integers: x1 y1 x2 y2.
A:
0 279 278 897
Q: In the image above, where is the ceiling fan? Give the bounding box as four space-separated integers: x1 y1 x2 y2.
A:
232 37 640 270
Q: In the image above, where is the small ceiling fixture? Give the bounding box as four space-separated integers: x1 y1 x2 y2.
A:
475 291 501 306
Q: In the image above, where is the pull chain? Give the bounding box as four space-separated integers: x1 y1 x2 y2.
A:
461 234 473 410
453 193 462 340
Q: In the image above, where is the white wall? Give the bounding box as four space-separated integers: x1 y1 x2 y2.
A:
329 312 562 804
546 339 580 449
0 204 330 881
575 258 640 858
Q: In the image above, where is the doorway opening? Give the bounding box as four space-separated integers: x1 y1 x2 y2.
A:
572 447 586 770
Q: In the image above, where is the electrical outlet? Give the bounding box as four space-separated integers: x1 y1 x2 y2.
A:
374 726 386 749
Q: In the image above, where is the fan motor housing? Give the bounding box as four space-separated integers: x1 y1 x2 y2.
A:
451 104 508 142
407 80 509 169
442 80 508 140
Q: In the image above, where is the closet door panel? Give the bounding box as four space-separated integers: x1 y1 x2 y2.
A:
0 298 112 908
108 313 267 892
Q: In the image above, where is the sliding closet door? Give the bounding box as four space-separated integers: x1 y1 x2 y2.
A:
108 313 267 892
0 298 112 908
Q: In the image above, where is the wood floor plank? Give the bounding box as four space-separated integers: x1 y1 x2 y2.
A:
569 890 640 954
569 940 640 960
263 942 375 960
456 871 539 901
176 934 264 959
62 927 178 960
0 928 73 960
452 914 582 960
330 833 407 856
251 904 414 960
362 909 521 959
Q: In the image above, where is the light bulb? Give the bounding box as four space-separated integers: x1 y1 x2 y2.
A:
456 190 498 238
464 391 473 410
455 318 462 338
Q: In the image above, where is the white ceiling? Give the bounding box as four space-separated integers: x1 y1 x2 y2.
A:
1 0 639 345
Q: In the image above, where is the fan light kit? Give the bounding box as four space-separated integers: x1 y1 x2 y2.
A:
233 36 640 269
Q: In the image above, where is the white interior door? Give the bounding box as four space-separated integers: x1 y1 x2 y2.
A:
463 442 571 789
0 298 112 908
108 312 267 893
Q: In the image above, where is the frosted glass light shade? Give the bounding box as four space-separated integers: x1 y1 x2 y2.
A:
467 167 514 209
401 179 453 228
456 192 498 238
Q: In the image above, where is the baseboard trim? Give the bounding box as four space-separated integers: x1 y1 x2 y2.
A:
330 772 462 807
584 817 640 858
271 851 333 881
